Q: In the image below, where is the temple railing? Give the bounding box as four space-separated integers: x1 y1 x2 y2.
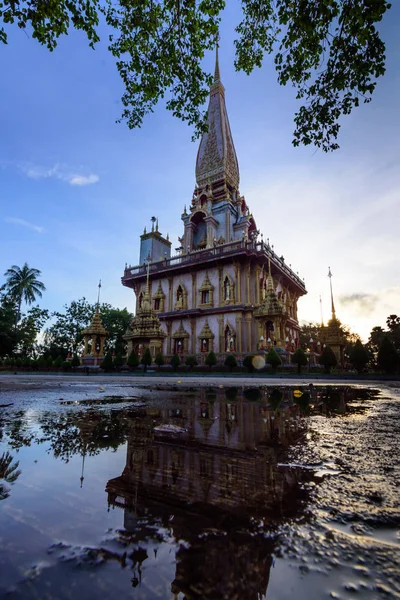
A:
123 240 305 290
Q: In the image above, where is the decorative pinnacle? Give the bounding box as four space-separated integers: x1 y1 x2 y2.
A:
96 279 102 310
214 34 220 82
328 267 336 319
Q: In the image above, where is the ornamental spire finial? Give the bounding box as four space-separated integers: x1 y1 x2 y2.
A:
214 35 220 82
328 267 336 319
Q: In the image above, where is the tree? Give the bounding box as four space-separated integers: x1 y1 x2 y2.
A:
349 340 369 373
0 451 21 501
101 351 114 372
0 295 18 356
45 298 94 355
368 325 386 356
205 350 217 371
113 352 124 371
386 314 400 352
266 347 282 372
170 354 181 372
224 354 237 372
53 355 64 369
291 348 308 374
185 355 198 371
127 350 140 370
299 322 321 351
141 348 153 371
0 1 391 151
3 263 45 324
243 355 255 374
100 305 132 354
154 352 165 368
377 337 399 374
71 355 80 369
319 346 338 374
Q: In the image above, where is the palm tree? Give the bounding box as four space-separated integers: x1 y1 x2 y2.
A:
0 451 21 500
3 263 46 324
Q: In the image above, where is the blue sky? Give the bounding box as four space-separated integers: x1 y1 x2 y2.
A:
1 3 399 341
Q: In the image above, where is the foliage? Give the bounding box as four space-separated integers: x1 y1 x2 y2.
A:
154 352 165 367
185 355 198 370
243 355 255 373
299 322 321 351
318 345 338 373
170 353 180 371
0 451 21 501
127 349 140 370
101 351 114 372
291 348 308 374
61 360 72 371
2 263 46 324
386 314 400 352
368 325 386 356
377 337 399 374
205 350 217 370
266 347 282 371
141 347 153 367
100 305 132 354
46 297 94 355
53 355 64 369
113 352 124 370
71 355 80 368
1 1 391 151
224 353 237 372
349 339 369 373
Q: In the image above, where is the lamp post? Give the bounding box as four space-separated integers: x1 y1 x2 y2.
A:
202 338 207 353
260 335 265 351
230 337 234 352
309 337 314 352
178 340 182 354
267 337 271 350
285 336 289 351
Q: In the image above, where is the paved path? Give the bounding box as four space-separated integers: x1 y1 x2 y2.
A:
0 372 399 390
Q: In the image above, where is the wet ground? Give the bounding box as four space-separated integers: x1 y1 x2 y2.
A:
0 379 399 599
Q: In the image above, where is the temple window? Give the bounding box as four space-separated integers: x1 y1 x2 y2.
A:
174 283 187 310
138 292 143 309
201 338 209 353
201 290 209 304
174 339 184 354
154 298 160 311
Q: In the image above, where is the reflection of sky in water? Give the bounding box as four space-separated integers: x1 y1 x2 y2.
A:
0 384 399 600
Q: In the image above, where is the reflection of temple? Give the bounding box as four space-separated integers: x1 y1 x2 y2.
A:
106 391 310 599
122 49 306 360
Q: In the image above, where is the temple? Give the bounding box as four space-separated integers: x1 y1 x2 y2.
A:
319 267 346 366
122 49 307 360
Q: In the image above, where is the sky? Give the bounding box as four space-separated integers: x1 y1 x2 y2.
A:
1 3 399 342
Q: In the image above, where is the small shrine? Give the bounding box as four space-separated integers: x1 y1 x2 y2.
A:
319 268 346 366
81 281 108 367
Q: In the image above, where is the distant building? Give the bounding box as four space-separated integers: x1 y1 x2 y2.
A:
122 51 306 360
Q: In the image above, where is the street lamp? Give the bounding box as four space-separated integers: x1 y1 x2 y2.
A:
260 335 265 350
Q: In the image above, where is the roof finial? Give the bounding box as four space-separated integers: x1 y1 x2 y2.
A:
320 294 324 327
328 267 336 319
214 34 220 82
96 279 102 311
156 218 159 232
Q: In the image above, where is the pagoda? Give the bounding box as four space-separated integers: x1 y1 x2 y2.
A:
122 48 307 359
81 286 108 367
319 268 346 366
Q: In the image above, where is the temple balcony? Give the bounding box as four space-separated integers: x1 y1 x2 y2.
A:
122 239 306 294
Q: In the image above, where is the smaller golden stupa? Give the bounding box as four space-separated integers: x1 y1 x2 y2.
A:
81 280 108 366
318 267 346 367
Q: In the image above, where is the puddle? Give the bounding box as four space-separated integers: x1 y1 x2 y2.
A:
0 383 399 599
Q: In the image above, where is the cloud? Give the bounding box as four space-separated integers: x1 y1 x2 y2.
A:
339 293 378 316
4 217 44 233
8 161 99 186
69 174 99 186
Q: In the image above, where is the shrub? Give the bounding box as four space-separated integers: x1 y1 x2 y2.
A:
269 388 283 411
185 355 197 370
318 346 338 374
61 360 72 371
377 337 399 374
170 354 180 371
101 351 114 372
141 348 153 368
15 357 23 368
154 352 165 367
37 356 47 369
23 357 31 368
224 354 237 372
291 348 308 374
47 356 54 368
71 355 80 368
127 350 140 370
243 355 255 373
113 352 124 370
205 351 217 370
349 340 369 373
53 355 64 369
266 347 282 371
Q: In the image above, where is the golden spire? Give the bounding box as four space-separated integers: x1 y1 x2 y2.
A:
328 267 336 319
266 257 274 293
96 279 101 311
